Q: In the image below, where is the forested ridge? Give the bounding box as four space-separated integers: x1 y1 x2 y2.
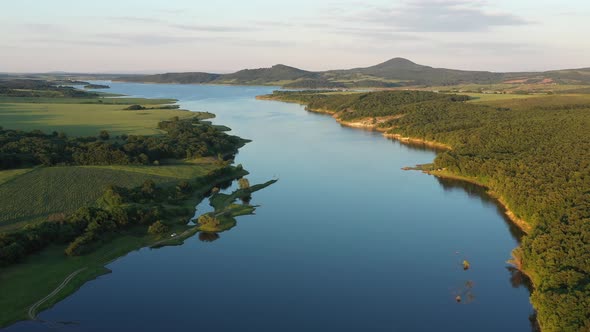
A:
263 90 590 331
115 57 590 88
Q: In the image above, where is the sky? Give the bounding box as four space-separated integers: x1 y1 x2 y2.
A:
1 0 589 73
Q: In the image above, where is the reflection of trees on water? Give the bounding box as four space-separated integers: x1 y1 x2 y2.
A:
452 280 476 304
434 176 526 241
436 176 538 330
529 312 541 332
507 264 539 331
240 195 252 204
507 266 533 292
199 232 220 242
218 180 233 190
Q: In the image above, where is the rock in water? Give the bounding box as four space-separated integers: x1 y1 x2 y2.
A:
462 260 470 270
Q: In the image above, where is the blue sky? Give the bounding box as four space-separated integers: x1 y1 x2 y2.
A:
1 0 589 73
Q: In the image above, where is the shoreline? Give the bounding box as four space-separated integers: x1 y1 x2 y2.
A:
260 94 538 300
423 170 532 234
261 95 529 233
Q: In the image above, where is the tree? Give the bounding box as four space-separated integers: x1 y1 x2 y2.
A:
148 220 169 234
99 130 110 140
238 178 250 189
141 180 156 198
197 214 219 228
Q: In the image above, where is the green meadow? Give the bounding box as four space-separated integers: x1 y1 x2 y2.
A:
0 99 194 136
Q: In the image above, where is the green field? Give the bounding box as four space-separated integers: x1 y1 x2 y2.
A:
0 159 222 231
0 168 33 186
0 99 194 136
0 96 176 105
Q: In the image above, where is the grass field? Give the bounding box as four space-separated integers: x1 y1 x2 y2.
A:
0 96 176 105
481 93 590 108
0 101 194 136
462 92 546 102
0 159 222 231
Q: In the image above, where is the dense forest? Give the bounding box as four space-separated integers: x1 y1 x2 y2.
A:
266 90 469 120
264 90 590 331
0 117 246 169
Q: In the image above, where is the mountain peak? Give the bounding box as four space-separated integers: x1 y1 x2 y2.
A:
271 64 302 71
374 57 421 68
385 57 416 65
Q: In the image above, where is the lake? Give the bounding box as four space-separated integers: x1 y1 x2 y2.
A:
4 83 534 331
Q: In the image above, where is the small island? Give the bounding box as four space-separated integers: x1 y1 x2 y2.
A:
84 83 110 89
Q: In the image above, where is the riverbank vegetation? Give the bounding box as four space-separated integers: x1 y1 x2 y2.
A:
84 84 109 89
262 89 590 331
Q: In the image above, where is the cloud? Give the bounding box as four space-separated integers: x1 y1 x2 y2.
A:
94 33 211 46
20 23 66 33
439 41 539 55
350 0 530 32
329 27 427 42
108 16 160 24
27 32 292 49
170 23 255 33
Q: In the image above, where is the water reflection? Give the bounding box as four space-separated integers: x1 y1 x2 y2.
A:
507 266 533 292
199 232 220 242
434 176 526 241
434 175 537 330
453 280 476 304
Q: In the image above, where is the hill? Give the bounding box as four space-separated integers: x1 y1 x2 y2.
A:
327 57 506 85
114 57 590 88
120 72 220 84
214 64 318 85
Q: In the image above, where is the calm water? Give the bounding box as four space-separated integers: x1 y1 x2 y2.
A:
5 83 534 331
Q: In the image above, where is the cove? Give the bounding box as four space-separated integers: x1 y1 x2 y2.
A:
3 83 534 332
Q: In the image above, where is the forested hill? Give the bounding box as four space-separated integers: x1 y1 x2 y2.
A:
116 64 317 86
118 72 221 84
325 57 506 85
114 57 590 88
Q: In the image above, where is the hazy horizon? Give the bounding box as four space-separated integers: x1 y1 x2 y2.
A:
2 0 589 73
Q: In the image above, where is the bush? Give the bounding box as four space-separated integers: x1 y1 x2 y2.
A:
99 130 110 140
148 220 169 234
124 104 145 110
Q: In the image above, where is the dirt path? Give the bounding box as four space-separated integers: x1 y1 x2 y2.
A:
27 267 87 320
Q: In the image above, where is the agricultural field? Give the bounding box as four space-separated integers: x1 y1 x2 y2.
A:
0 159 223 231
0 99 193 136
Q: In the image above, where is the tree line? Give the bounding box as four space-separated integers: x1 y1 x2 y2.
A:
0 117 245 169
